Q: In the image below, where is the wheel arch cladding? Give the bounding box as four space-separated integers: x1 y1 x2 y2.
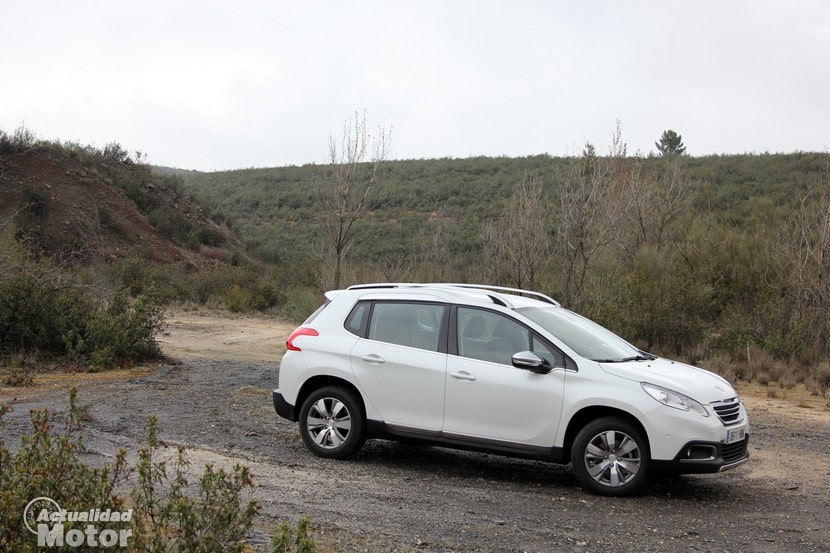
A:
563 406 650 463
297 375 366 421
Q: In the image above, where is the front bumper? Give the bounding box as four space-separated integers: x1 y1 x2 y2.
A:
272 389 297 421
652 435 750 474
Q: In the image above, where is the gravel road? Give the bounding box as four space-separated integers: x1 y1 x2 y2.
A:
2 312 829 552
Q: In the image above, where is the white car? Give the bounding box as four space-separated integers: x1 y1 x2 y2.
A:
273 283 749 496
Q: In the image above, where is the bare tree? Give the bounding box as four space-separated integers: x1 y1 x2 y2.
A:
784 184 830 338
317 111 391 289
554 135 626 308
483 173 551 289
614 152 693 264
415 214 454 282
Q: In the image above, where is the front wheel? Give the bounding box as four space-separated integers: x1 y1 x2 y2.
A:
571 416 650 496
299 386 366 459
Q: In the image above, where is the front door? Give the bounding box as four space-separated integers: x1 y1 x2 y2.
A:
443 307 565 446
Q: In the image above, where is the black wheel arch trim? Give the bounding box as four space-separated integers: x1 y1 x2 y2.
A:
272 390 296 421
561 405 650 464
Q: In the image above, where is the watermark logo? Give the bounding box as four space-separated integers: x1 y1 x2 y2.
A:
23 496 133 548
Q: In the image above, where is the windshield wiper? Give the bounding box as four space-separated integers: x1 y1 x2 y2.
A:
593 353 656 363
621 354 655 362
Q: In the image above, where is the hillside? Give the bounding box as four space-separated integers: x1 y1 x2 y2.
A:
4 130 830 372
177 152 830 265
1 145 237 269
175 151 830 370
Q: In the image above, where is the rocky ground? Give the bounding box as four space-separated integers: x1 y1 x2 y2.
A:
2 308 829 552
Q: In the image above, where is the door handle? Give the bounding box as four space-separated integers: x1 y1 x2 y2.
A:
361 354 385 364
450 371 476 381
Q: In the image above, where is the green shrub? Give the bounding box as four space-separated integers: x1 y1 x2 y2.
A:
102 142 131 163
130 417 259 553
223 284 252 313
0 389 128 551
1 391 307 552
282 287 322 324
113 257 194 301
1 366 34 387
0 273 163 370
85 292 164 370
0 124 37 154
0 275 93 355
271 516 316 553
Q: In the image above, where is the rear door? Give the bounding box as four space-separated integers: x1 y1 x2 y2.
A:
350 301 448 432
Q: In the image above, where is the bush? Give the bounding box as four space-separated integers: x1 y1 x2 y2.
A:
130 417 259 553
113 257 194 301
223 284 252 313
85 292 164 370
0 273 163 370
0 275 94 356
1 391 307 552
1 366 33 387
0 124 37 154
282 287 322 324
271 516 316 553
0 389 128 551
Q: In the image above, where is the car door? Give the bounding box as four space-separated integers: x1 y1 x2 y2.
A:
350 301 448 432
443 306 565 446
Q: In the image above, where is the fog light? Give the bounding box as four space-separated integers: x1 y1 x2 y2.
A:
685 445 716 461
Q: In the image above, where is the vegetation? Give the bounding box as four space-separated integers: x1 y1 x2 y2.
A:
0 226 163 374
655 129 686 156
270 516 316 553
319 111 391 288
130 417 258 552
0 390 316 552
0 389 127 551
4 122 830 386
177 131 830 384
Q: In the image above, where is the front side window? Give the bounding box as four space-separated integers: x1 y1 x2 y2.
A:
457 307 530 365
367 302 445 352
531 334 565 368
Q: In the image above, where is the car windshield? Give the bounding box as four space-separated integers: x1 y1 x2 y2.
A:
517 306 647 362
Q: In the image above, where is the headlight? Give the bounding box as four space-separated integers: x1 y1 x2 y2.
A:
642 382 709 417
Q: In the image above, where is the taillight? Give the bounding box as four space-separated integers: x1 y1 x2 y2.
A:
286 327 319 351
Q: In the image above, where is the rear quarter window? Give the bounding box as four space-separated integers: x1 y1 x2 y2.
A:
344 301 370 336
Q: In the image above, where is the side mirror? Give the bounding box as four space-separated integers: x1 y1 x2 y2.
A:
511 351 552 374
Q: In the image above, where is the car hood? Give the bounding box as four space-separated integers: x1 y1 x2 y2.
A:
599 358 737 404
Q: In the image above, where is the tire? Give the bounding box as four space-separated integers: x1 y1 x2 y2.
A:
299 386 366 459
571 416 650 496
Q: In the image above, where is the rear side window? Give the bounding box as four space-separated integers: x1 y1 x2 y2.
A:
345 302 369 336
367 302 446 352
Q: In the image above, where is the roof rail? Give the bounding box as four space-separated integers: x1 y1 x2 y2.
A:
346 283 560 307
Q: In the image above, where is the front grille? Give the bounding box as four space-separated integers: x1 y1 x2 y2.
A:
711 397 743 425
722 438 748 463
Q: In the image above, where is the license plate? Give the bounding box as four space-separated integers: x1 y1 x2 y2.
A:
726 427 746 444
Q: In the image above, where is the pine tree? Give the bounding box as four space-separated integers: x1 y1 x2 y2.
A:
655 130 686 156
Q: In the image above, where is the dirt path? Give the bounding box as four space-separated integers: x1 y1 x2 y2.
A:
2 308 830 552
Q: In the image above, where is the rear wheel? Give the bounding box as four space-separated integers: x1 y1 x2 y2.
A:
299 386 366 459
571 416 650 496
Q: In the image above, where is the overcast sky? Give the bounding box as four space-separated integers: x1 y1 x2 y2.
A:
2 1 828 171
